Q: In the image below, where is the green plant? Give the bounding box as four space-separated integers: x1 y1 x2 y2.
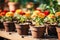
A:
38 0 59 13
55 12 60 26
33 16 44 26
0 12 14 22
2 16 13 22
44 13 57 24
31 11 46 26
9 0 19 2
38 4 47 11
0 16 2 22
14 13 27 23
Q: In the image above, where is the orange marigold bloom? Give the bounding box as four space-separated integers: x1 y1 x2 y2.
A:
24 13 30 17
38 13 46 18
0 13 3 16
24 10 31 17
55 12 60 17
1 12 6 16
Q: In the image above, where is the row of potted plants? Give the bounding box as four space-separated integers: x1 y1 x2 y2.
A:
0 8 60 38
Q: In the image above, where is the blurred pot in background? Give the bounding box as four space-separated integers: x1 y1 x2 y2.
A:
8 0 20 11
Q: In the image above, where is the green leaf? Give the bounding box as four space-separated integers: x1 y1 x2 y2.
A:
9 0 14 2
38 4 47 11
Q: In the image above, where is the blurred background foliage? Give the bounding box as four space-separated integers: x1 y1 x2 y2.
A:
0 0 60 12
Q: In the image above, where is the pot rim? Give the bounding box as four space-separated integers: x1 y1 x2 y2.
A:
30 25 45 28
15 23 31 25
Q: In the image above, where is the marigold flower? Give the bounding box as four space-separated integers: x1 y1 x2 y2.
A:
6 12 14 17
55 12 60 17
24 10 31 17
38 13 46 18
0 13 3 16
47 14 55 19
3 10 8 13
1 12 6 16
15 9 25 15
34 10 40 14
44 10 50 16
31 11 37 18
15 9 22 14
31 14 37 18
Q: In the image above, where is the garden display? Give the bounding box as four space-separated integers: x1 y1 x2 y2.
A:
0 0 60 39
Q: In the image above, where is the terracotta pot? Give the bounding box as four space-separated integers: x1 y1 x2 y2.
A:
3 21 15 32
56 27 60 40
15 23 29 35
30 25 46 38
8 2 19 11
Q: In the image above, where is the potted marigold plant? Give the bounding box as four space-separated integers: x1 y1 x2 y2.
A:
14 9 30 35
2 12 15 32
0 12 5 30
23 9 32 24
30 10 46 38
55 12 60 40
8 0 20 11
44 13 57 36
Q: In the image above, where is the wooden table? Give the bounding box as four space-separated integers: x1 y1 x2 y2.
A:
0 30 58 40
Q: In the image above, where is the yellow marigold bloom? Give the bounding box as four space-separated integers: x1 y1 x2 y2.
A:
15 9 22 14
31 10 42 18
38 13 45 18
55 12 60 17
33 10 40 14
31 14 37 18
6 12 14 17
47 14 55 19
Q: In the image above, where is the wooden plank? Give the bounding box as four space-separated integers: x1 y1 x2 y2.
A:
0 31 58 40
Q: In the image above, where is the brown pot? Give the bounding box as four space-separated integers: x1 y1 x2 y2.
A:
8 2 20 11
56 27 60 40
0 22 4 29
3 21 15 32
26 20 32 25
15 23 29 35
30 25 46 38
45 22 57 36
48 25 57 36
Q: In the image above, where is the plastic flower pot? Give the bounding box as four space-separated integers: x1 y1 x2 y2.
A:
15 23 30 35
3 21 15 32
30 25 46 38
56 27 60 40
